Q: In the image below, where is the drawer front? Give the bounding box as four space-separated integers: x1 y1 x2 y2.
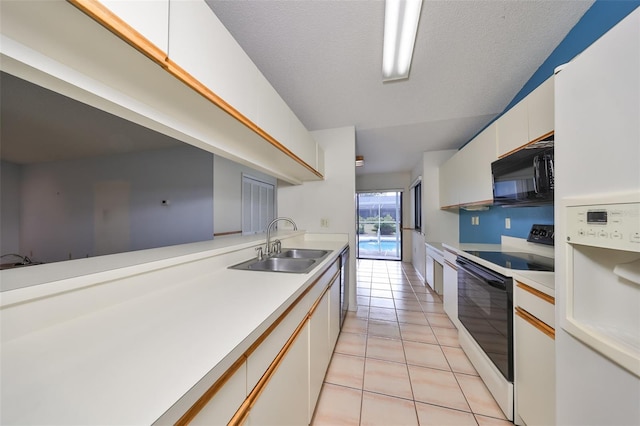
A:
515 282 555 328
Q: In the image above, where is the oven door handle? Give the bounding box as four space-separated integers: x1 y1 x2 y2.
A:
457 259 507 291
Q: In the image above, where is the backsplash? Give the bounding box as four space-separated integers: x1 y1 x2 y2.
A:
459 205 554 243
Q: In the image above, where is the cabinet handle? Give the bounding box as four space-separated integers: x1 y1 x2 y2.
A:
516 282 555 304
516 307 555 340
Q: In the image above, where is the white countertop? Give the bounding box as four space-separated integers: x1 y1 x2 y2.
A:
0 233 348 425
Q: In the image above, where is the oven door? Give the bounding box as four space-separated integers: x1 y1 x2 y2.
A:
457 257 514 381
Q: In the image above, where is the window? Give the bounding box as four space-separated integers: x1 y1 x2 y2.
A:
411 179 422 231
242 175 276 235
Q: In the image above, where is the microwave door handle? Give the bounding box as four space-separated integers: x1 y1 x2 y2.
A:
533 156 540 193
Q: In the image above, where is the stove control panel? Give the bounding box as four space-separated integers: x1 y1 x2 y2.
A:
527 224 555 246
566 202 640 251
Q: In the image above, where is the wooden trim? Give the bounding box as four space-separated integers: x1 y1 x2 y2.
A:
213 230 242 237
67 0 324 180
516 282 555 305
516 306 555 340
175 256 340 425
66 0 168 65
498 130 555 159
444 259 458 270
309 272 340 316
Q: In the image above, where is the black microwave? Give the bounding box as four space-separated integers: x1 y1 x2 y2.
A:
491 141 554 206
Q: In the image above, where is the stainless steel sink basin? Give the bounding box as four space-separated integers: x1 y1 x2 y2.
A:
229 248 332 273
273 249 330 259
230 257 317 273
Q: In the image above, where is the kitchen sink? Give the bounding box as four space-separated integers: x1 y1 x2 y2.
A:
229 248 332 273
273 249 330 259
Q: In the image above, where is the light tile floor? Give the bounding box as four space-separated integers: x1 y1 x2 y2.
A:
312 259 513 426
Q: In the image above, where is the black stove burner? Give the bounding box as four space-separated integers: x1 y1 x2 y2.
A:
464 251 554 272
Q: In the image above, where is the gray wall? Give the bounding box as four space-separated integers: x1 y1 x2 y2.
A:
1 161 22 255
14 146 214 262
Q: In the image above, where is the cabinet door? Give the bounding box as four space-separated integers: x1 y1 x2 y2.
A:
497 98 528 157
527 76 554 141
309 291 330 422
168 0 258 121
457 123 496 205
425 254 435 289
247 324 310 426
443 261 458 327
101 0 169 53
515 314 555 426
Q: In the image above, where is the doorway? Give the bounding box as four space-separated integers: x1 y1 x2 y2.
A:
356 191 402 260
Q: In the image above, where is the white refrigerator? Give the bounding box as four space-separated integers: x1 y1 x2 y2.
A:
554 6 640 426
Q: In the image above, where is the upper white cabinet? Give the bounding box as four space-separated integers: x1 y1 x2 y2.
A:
439 153 462 208
497 77 554 157
167 0 320 178
527 76 554 143
440 123 497 208
496 97 528 157
100 0 169 53
457 123 497 205
168 0 258 124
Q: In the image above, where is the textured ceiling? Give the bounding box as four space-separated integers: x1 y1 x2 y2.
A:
206 0 593 175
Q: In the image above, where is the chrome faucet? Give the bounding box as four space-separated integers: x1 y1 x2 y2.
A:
265 217 298 256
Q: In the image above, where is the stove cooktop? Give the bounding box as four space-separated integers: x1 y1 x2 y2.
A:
463 251 554 272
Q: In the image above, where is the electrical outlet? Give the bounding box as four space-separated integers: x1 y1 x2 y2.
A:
471 216 480 226
505 217 511 229
320 218 329 228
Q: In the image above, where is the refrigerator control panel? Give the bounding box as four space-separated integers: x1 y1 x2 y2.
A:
567 202 640 251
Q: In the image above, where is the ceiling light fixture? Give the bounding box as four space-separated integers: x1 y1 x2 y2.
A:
355 155 365 167
382 0 423 82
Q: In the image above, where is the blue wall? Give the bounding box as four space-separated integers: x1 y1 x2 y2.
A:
459 1 639 244
505 0 640 111
460 205 554 244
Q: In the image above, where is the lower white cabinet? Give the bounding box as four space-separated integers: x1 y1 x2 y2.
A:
180 254 343 424
248 324 310 426
515 314 555 426
442 249 459 328
514 282 555 426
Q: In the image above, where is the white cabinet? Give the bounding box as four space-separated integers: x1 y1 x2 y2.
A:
454 123 497 206
496 98 528 157
514 282 555 426
167 0 320 177
248 324 310 426
439 153 461 208
527 77 554 143
425 244 444 296
497 77 554 157
439 123 496 208
100 0 169 53
442 248 460 328
168 0 258 122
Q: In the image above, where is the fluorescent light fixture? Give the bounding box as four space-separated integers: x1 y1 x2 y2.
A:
383 0 423 81
355 156 364 167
